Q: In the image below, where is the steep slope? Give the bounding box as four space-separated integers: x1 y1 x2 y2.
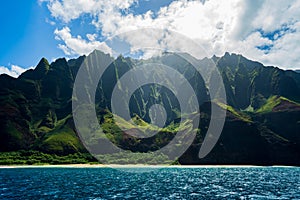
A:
212 52 300 109
180 101 300 165
0 50 299 165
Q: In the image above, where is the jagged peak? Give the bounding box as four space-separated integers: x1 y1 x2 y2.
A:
116 54 125 60
89 49 112 58
50 57 68 68
222 52 244 58
53 57 67 63
87 49 114 65
40 57 49 64
211 55 218 59
224 52 231 57
36 57 50 71
18 58 50 80
211 52 241 61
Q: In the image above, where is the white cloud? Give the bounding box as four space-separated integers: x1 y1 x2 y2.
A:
86 33 97 41
252 0 300 32
44 0 137 23
0 65 34 78
54 27 112 56
43 0 300 69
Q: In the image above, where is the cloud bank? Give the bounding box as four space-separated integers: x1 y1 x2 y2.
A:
41 0 300 69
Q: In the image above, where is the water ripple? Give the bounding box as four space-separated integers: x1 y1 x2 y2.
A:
0 167 299 199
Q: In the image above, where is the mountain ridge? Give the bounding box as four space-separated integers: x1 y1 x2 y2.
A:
0 50 299 165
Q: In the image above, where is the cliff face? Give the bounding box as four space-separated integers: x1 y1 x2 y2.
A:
0 50 299 165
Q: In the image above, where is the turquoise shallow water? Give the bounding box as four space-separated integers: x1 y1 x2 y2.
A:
0 167 299 199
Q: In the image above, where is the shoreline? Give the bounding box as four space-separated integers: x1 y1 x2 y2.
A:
0 164 298 169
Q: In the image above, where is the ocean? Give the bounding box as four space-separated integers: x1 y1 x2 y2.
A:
0 166 299 199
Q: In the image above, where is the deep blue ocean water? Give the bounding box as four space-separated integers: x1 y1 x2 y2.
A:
0 167 299 199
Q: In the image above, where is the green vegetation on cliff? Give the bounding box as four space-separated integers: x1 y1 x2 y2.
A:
0 51 299 165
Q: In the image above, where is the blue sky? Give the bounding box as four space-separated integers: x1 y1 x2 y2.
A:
1 0 300 77
0 0 62 68
0 0 175 71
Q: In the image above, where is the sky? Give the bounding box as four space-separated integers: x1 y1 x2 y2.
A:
1 0 300 77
